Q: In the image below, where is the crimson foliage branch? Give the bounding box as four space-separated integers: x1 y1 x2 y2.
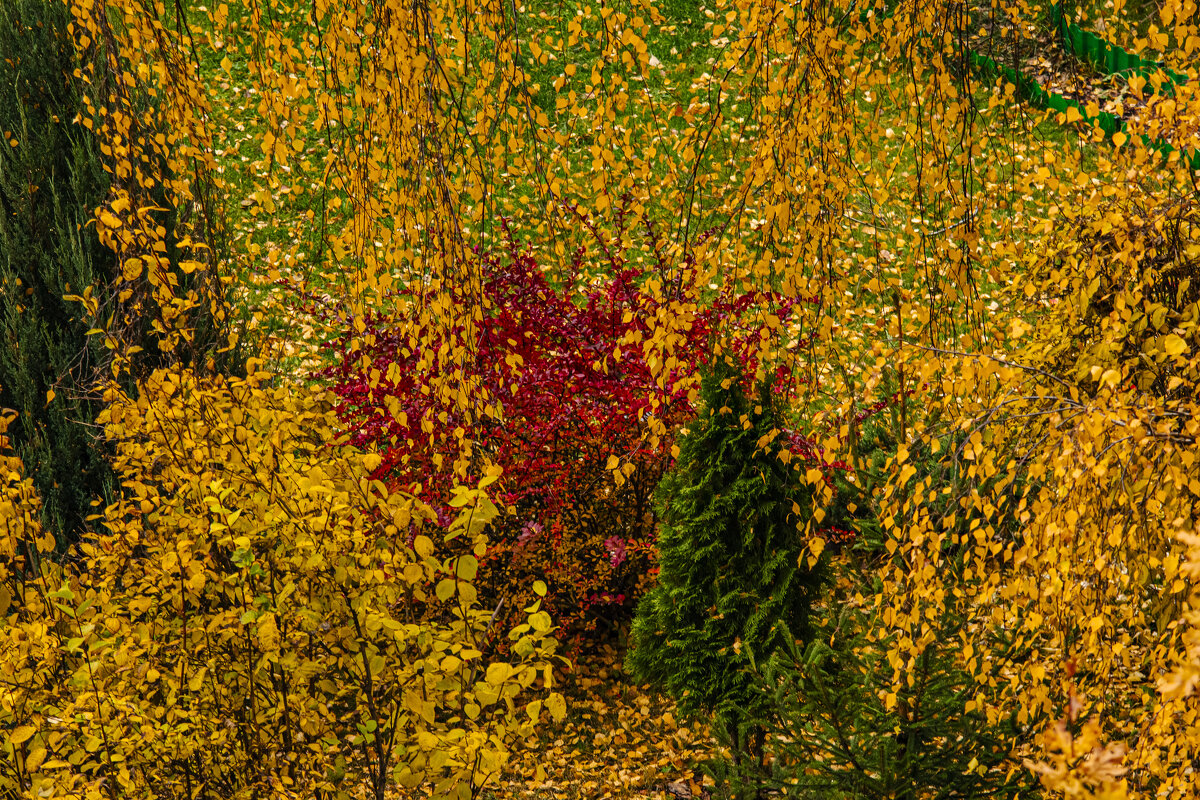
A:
319 224 817 640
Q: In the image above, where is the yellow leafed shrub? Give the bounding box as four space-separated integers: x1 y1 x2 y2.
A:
0 366 564 800
1023 525 1200 800
0 409 57 622
876 186 1200 798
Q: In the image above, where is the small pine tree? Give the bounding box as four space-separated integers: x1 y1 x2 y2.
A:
627 359 825 787
733 600 1033 800
0 0 119 546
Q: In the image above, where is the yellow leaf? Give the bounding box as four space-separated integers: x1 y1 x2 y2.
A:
479 466 501 488
9 726 36 746
24 744 46 772
546 692 566 722
486 663 513 684
455 554 478 580
257 613 281 651
810 537 826 561
1162 334 1187 356
122 257 142 282
476 681 501 706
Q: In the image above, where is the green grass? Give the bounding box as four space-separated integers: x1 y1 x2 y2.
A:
175 0 1148 386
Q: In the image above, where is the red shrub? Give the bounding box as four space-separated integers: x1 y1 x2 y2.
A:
318 223 815 641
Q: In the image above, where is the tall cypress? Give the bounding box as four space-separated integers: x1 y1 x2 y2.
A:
627 360 825 788
0 0 120 547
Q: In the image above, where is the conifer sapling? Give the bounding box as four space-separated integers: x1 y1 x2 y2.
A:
627 358 825 779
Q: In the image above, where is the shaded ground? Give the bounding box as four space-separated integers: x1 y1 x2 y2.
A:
497 638 719 800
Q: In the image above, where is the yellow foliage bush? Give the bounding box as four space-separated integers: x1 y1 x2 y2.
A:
0 367 564 800
1023 192 1200 400
1023 524 1200 800
877 185 1200 798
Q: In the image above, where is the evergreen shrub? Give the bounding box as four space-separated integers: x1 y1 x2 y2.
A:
0 0 118 545
627 359 826 791
718 601 1033 800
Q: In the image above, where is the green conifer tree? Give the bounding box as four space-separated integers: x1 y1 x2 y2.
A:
733 599 1033 800
1 0 239 551
0 0 119 547
627 359 825 788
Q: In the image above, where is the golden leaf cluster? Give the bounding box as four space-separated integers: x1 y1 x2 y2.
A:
1 367 561 798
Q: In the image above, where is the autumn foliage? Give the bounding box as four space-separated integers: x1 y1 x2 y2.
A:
5 0 1200 797
319 226 808 639
0 368 562 799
